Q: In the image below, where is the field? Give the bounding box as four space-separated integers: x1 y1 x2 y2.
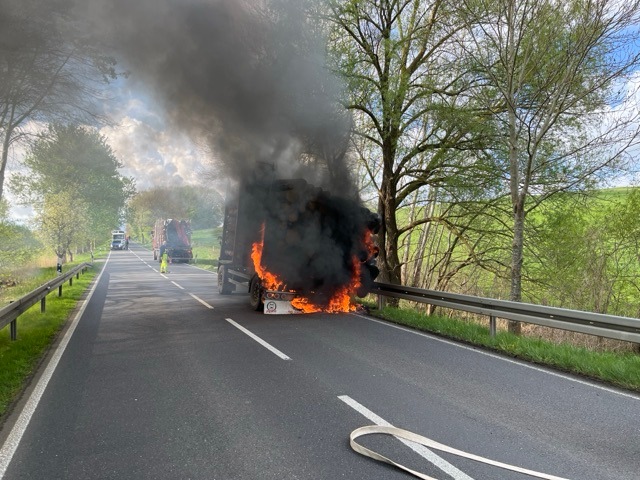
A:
188 227 221 270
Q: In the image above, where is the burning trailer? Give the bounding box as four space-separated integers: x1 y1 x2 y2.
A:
217 176 380 314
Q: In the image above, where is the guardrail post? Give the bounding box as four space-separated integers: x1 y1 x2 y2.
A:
58 285 63 297
41 297 46 313
10 319 16 340
76 272 80 280
489 315 496 337
377 294 385 311
69 277 73 287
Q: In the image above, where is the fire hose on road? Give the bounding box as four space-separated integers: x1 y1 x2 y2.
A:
349 425 570 480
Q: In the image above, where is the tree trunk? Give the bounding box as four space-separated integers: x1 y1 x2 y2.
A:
401 191 420 284
377 166 402 309
412 223 428 287
378 179 402 285
0 120 14 200
509 200 525 334
412 187 438 287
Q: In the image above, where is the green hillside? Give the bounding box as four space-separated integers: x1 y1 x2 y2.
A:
190 227 222 269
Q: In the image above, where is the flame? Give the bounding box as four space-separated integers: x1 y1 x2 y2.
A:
250 223 368 313
250 226 285 290
290 259 361 313
364 229 379 258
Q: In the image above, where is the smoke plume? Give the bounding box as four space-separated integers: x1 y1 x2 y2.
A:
7 0 380 304
75 0 356 195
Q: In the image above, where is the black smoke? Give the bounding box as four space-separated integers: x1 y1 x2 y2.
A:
28 0 380 303
74 0 356 195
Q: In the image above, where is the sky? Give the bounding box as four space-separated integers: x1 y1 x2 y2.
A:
7 85 212 223
98 85 211 191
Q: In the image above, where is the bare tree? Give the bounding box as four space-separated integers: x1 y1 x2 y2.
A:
458 0 640 332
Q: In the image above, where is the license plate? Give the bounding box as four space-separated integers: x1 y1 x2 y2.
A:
263 291 303 314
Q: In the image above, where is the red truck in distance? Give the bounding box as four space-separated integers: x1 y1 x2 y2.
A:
152 219 193 263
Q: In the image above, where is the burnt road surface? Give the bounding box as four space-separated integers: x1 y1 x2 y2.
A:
0 243 638 479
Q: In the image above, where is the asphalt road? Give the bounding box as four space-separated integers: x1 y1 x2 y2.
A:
1 243 638 479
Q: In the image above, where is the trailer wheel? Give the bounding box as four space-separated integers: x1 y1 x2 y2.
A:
249 276 264 311
218 266 233 294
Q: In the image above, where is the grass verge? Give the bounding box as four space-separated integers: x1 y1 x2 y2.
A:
365 302 640 393
0 263 99 419
0 252 99 305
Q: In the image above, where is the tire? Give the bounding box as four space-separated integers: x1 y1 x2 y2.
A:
153 251 157 260
249 276 264 311
218 265 233 294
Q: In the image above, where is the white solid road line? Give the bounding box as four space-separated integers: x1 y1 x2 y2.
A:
190 293 214 309
225 318 291 360
171 281 185 290
338 395 475 480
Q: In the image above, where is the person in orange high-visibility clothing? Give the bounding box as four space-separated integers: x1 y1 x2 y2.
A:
160 250 169 273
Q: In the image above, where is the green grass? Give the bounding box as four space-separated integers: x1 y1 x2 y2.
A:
363 301 640 392
190 227 222 271
594 186 637 202
0 263 98 417
0 269 54 305
0 252 99 305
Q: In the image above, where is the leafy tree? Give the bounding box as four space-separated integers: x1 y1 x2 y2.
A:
530 189 640 318
126 185 224 241
10 124 135 247
0 199 42 278
35 191 89 262
457 0 640 332
599 189 640 317
0 0 119 199
324 0 496 289
527 195 593 305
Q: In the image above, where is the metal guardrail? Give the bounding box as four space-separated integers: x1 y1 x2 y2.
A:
0 262 92 340
371 282 640 344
